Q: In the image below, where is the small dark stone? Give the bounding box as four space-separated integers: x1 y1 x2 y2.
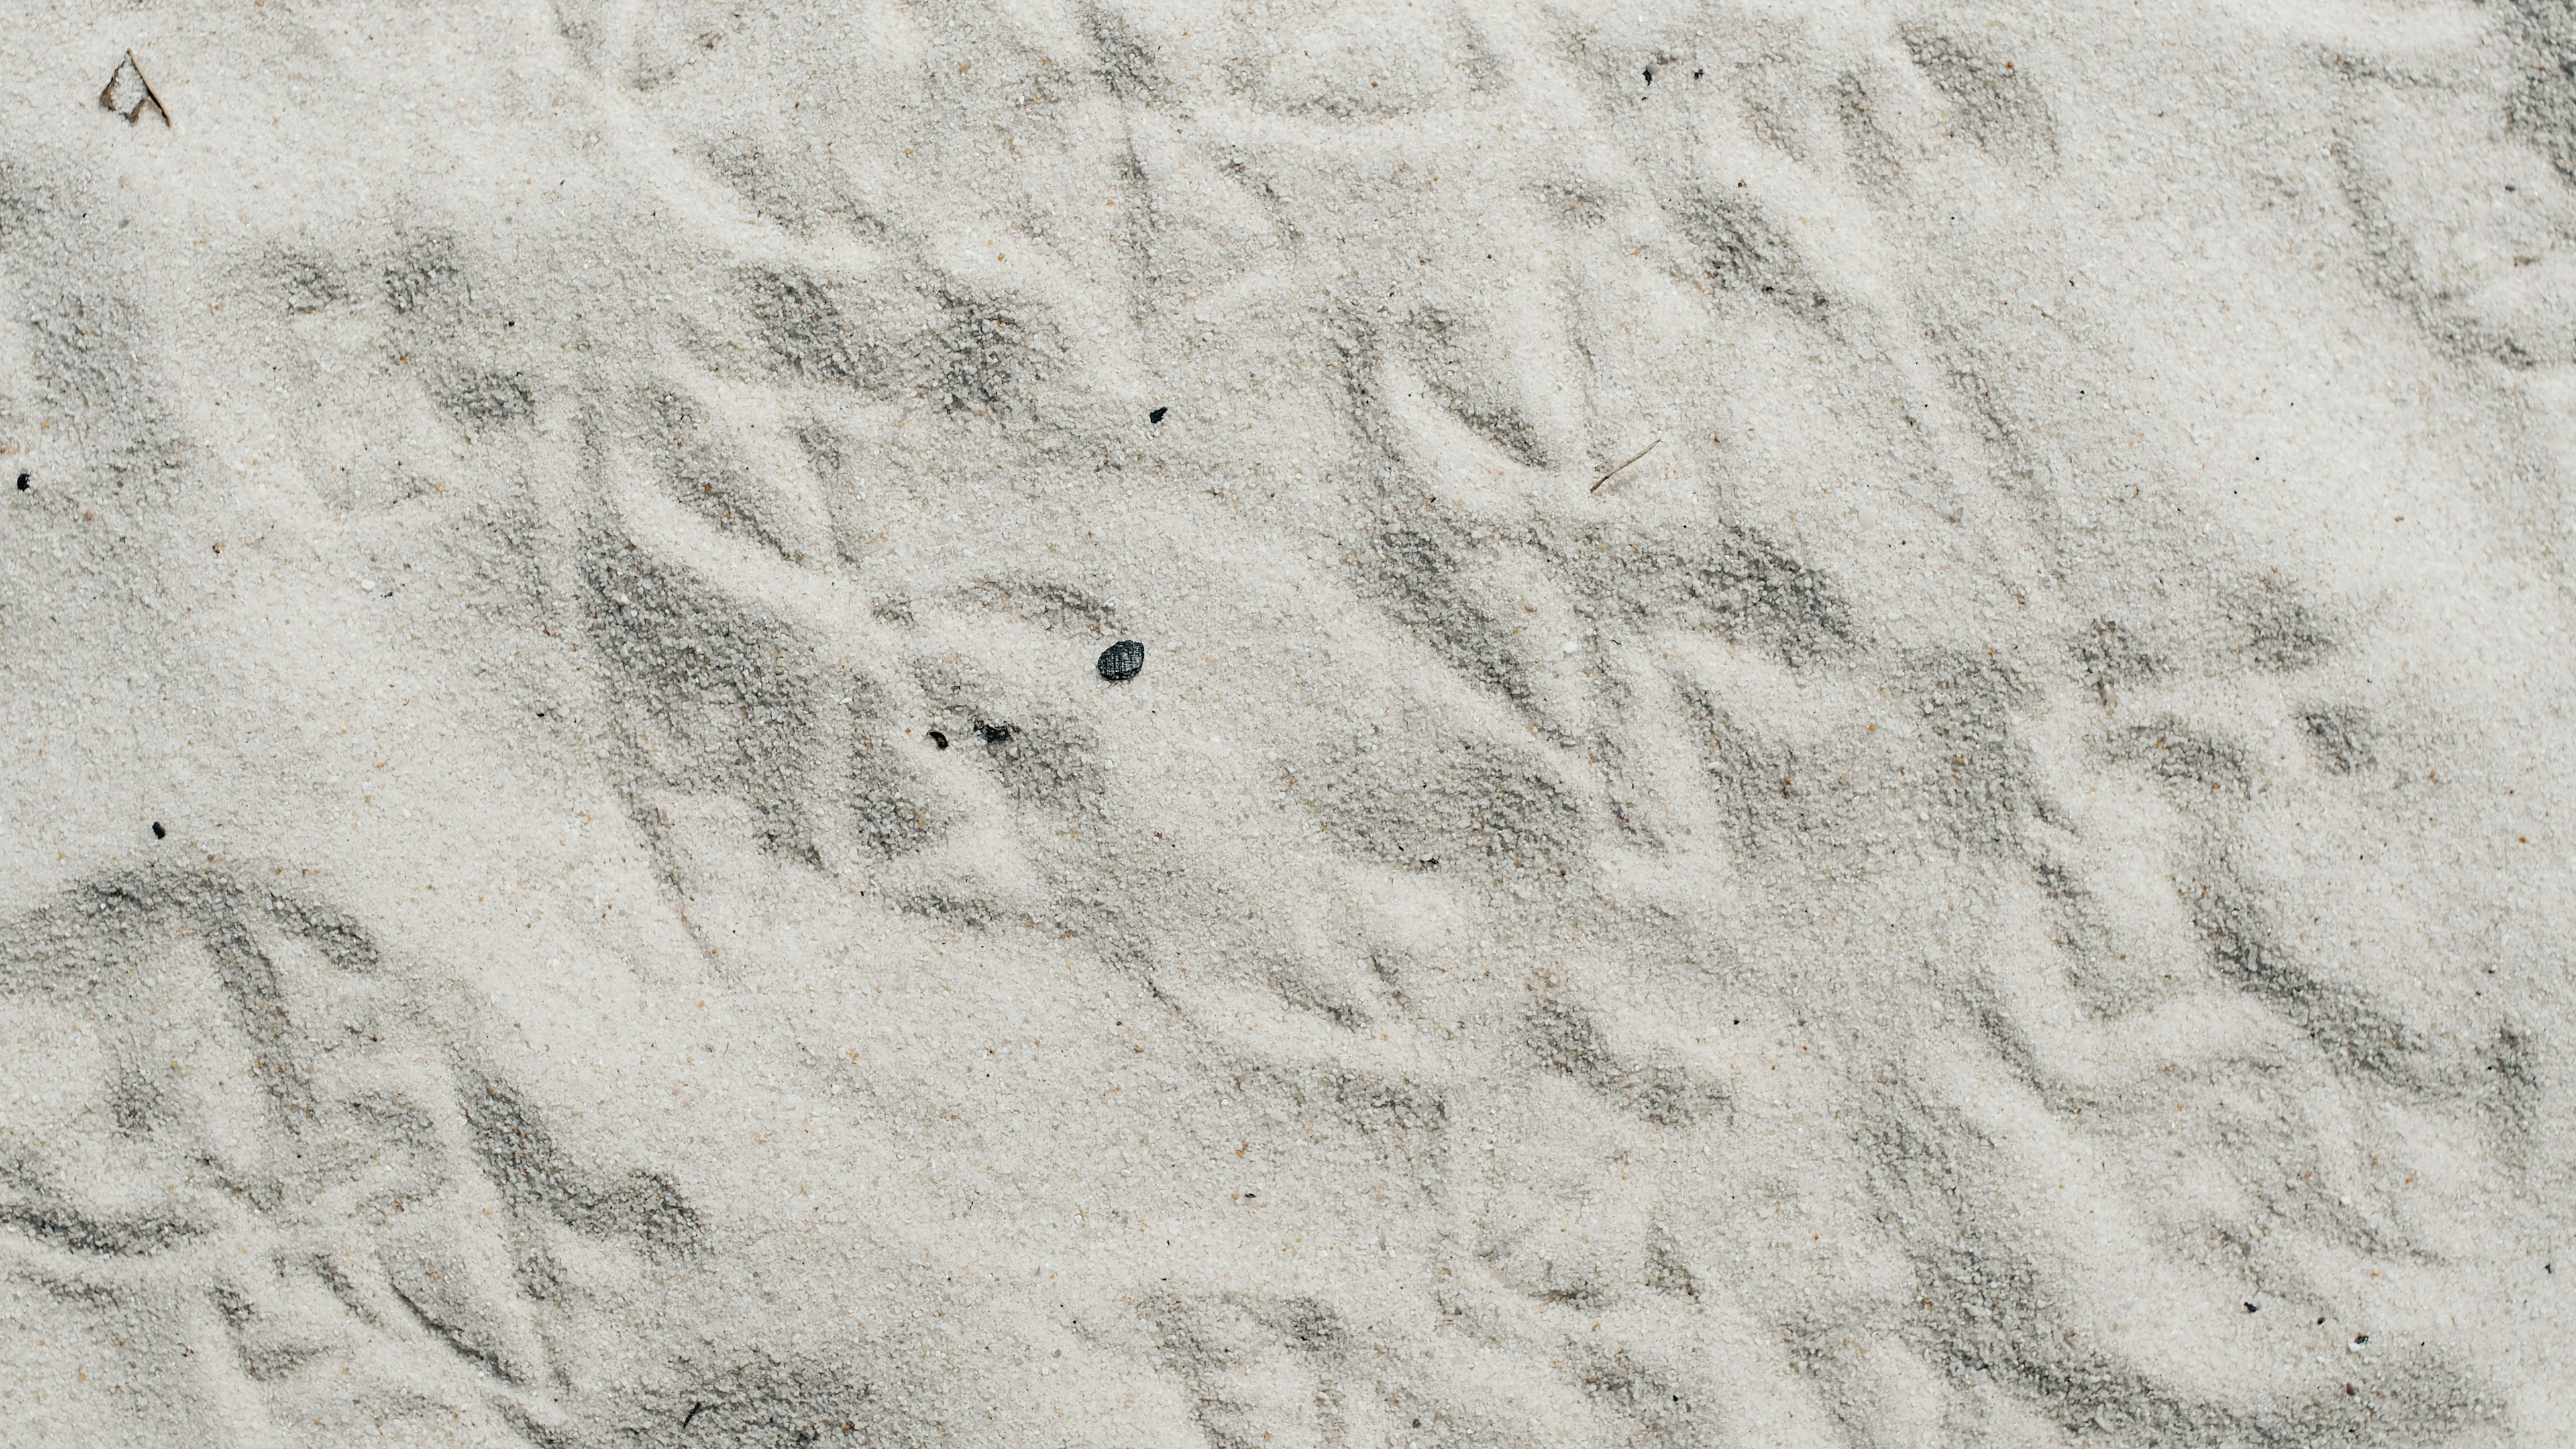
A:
977 720 1016 745
1097 639 1145 682
13 473 25 491
1644 66 1654 83
1148 407 1167 424
2243 1302 2258 1313
927 729 949 750
151 822 165 839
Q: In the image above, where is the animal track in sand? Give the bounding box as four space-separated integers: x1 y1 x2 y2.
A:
5 2 2566 1443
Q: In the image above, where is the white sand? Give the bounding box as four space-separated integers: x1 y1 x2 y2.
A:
3 3 2572 1444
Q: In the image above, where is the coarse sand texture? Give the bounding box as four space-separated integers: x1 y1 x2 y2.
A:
3 3 2573 1446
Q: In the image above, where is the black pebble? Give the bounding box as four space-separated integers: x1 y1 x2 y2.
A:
927 729 949 750
1097 639 1145 682
2243 1302 2257 1313
1148 407 1167 424
151 822 165 839
978 720 1016 745
1644 66 1654 83
13 472 25 491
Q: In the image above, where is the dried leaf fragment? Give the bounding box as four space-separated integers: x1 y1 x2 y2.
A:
102 51 169 127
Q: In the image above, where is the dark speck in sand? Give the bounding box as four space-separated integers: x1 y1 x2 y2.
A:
1149 407 1168 424
1098 639 1146 682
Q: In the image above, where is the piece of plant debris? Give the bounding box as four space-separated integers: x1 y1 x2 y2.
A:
1591 437 1659 493
102 51 170 127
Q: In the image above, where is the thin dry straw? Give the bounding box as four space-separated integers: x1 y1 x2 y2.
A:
1591 438 1660 493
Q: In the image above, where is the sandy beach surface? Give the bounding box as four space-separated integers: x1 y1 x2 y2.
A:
3 3 2573 1444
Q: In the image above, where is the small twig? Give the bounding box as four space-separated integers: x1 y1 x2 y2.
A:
1590 437 1660 493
